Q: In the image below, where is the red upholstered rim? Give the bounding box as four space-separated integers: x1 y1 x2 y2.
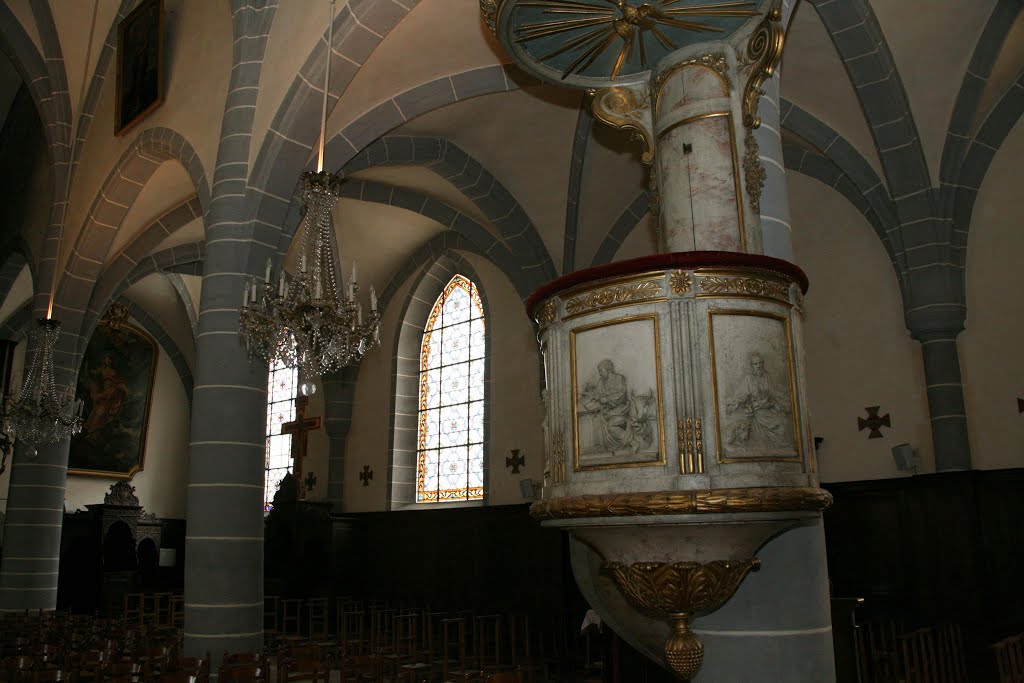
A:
525 251 809 316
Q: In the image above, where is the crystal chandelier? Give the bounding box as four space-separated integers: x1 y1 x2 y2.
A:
238 0 380 375
239 172 381 375
3 318 83 454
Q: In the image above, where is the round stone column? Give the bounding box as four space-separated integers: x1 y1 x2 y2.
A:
486 1 835 679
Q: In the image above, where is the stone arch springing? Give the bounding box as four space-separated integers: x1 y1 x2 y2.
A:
81 196 203 352
51 127 208 371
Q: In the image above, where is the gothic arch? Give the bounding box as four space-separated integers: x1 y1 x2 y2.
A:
82 196 203 352
53 127 208 352
249 63 533 281
339 134 554 285
80 241 205 356
386 251 491 509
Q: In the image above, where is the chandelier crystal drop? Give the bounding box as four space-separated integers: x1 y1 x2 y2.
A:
238 171 381 376
3 318 84 453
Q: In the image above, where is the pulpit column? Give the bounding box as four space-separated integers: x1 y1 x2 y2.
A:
485 0 834 679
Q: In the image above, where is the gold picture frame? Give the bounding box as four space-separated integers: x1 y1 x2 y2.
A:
708 308 803 464
115 0 164 136
570 314 667 472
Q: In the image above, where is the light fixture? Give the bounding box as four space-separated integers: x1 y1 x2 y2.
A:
3 318 83 454
238 0 380 375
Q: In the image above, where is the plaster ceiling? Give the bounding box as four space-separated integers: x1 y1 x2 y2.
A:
396 86 582 272
975 12 1024 136
7 0 1021 330
123 272 196 367
49 0 121 126
781 2 883 179
152 215 203 255
327 0 507 139
110 161 196 263
284 198 448 299
871 0 996 184
346 165 496 235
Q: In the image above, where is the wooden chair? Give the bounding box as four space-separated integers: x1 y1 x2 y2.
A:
106 661 143 683
993 633 1024 683
280 601 302 639
218 653 265 683
484 669 522 683
169 652 210 683
475 615 503 674
31 669 74 683
856 619 904 683
277 649 333 683
339 609 366 657
338 655 382 683
306 599 329 643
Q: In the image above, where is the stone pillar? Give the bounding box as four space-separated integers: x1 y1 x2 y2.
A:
486 1 835 679
0 335 78 612
0 439 67 610
322 370 356 512
905 279 971 472
912 325 971 472
183 0 277 661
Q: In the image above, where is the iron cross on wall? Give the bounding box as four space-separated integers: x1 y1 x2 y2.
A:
281 396 321 500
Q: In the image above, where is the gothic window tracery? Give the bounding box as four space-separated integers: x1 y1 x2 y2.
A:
417 274 486 502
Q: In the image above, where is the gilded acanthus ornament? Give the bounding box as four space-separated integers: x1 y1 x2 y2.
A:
698 275 789 302
552 432 566 483
679 417 705 474
741 6 784 129
590 86 655 164
530 486 832 519
535 299 557 327
743 128 766 213
565 280 662 316
604 559 762 679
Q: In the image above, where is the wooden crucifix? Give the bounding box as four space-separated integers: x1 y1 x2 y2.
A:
281 396 321 500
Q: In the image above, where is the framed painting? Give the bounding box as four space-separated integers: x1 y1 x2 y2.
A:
115 0 164 135
69 322 158 478
708 309 802 463
570 314 666 471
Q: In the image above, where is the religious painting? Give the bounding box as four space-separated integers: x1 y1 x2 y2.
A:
69 322 158 478
115 0 164 135
708 310 801 463
570 315 665 470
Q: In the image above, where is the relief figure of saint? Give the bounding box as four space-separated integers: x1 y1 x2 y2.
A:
725 352 791 449
580 359 654 454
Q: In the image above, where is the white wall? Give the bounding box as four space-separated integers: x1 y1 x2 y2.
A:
64 333 191 519
789 173 934 482
960 117 1024 471
339 249 544 512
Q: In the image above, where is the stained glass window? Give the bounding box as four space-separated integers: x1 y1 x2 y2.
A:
264 356 298 512
417 274 486 502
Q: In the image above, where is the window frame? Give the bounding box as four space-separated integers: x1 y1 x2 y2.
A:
388 255 490 510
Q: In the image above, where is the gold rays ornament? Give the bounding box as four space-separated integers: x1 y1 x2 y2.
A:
514 0 758 80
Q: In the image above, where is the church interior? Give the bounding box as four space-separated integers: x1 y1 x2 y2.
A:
0 0 1020 681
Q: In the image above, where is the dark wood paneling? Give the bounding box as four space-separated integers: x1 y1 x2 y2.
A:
823 469 1024 679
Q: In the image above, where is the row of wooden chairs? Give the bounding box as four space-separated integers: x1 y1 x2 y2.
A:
994 632 1024 683
122 595 183 630
856 620 968 683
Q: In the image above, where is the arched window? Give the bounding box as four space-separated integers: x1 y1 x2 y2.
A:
417 274 486 502
264 357 298 511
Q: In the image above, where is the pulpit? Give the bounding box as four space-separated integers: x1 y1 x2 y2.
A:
58 481 164 614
